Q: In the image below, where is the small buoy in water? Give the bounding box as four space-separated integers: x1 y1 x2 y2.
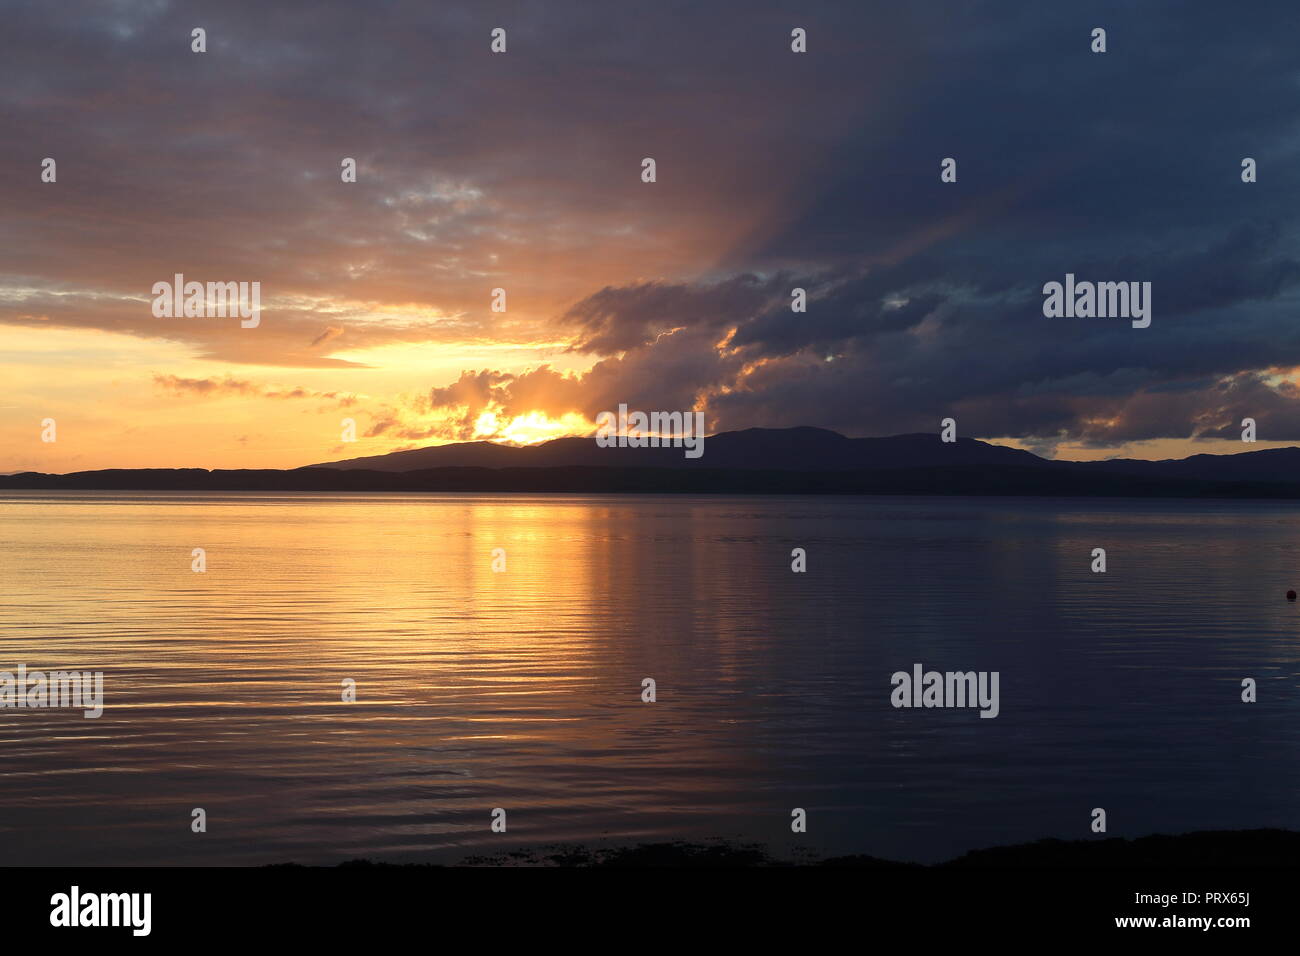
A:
1289 590 1297 601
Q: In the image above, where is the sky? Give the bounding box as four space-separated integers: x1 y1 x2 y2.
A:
3 0 1300 472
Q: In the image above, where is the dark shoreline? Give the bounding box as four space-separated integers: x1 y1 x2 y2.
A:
269 828 1300 868
8 464 1300 499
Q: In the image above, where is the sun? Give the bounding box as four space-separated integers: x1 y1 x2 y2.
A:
472 410 593 446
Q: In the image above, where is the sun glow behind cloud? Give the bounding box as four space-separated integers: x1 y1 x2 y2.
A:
473 410 594 445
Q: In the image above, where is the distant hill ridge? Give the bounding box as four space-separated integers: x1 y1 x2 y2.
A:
310 427 1049 472
309 426 1300 482
6 427 1300 497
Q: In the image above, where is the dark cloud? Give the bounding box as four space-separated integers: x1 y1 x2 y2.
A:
562 275 784 355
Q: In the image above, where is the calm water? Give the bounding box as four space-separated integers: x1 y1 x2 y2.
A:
0 491 1297 866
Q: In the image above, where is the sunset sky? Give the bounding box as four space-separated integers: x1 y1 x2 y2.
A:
3 0 1300 473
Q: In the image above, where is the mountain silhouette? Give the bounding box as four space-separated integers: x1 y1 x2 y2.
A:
312 427 1300 483
1073 446 1300 483
6 427 1300 497
310 427 1049 472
